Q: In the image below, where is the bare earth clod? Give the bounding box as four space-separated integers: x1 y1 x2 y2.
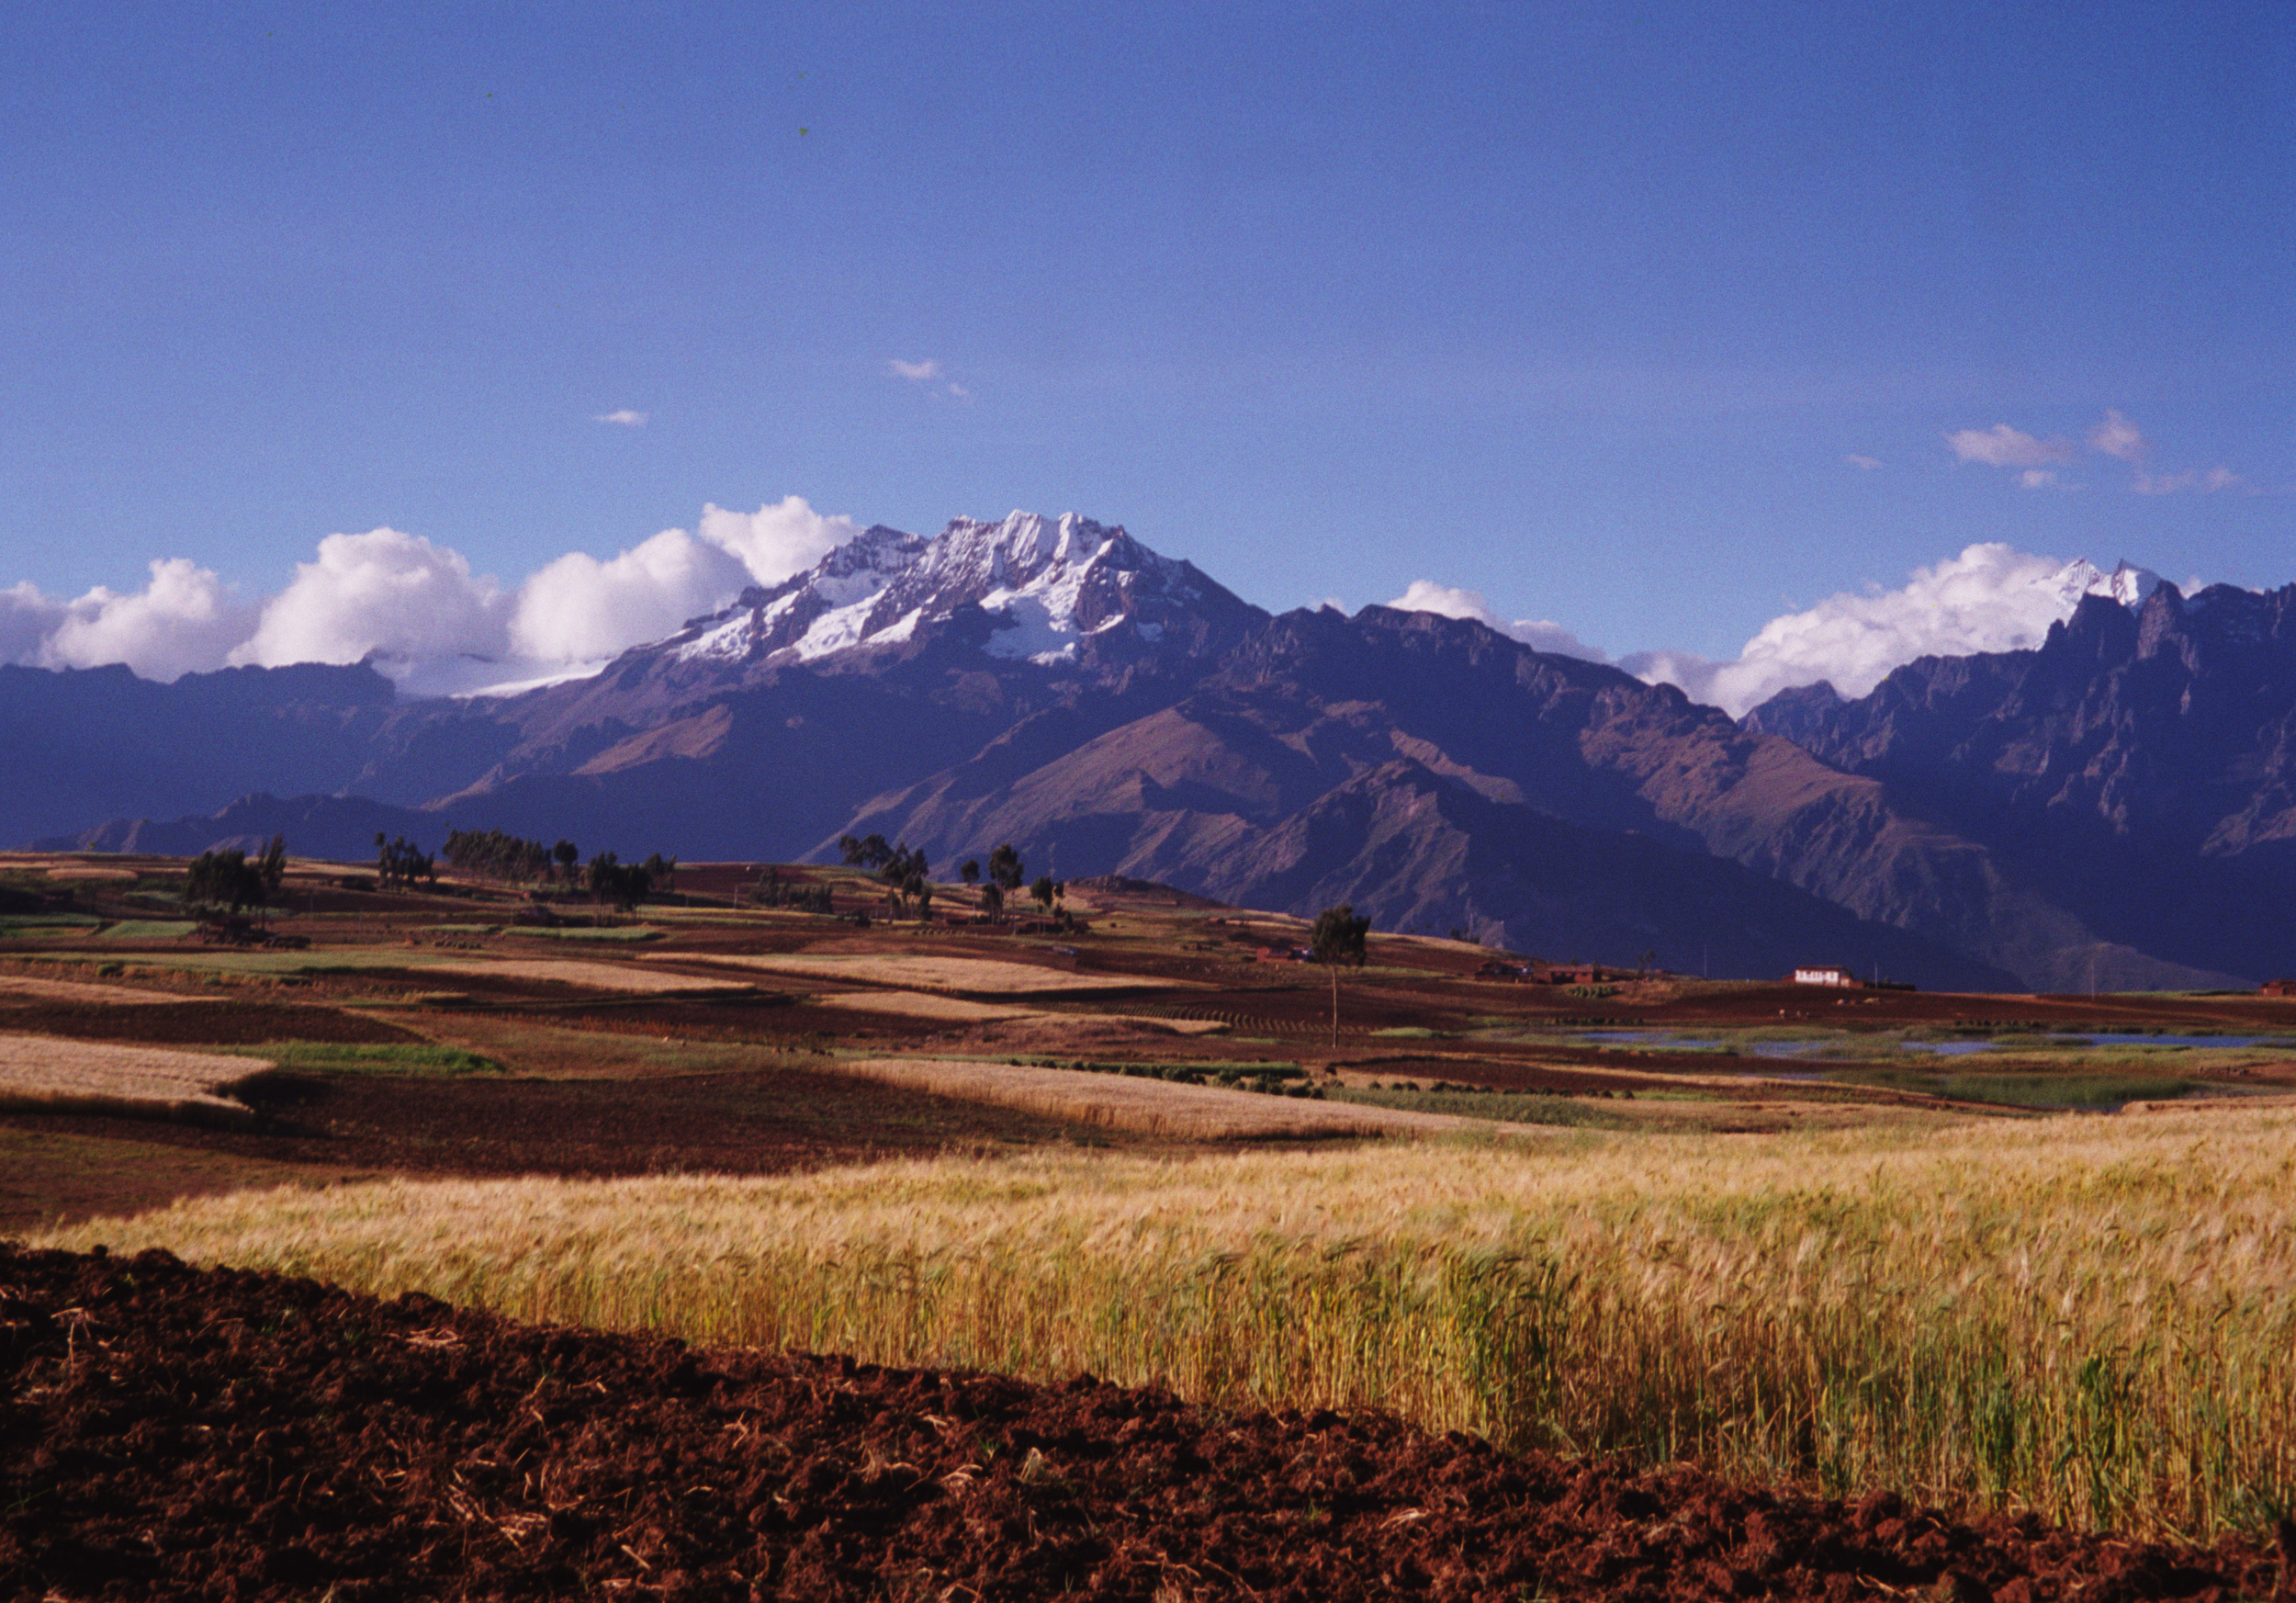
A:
0 1245 2278 1603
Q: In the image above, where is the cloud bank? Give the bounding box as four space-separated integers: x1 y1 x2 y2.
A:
1389 546 2177 719
1619 545 2166 716
1 496 861 695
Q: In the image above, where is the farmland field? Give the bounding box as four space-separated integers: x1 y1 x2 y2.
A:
43 1101 2296 1541
5 849 2295 1597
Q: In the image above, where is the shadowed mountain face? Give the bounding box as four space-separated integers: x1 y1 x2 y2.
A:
8 514 2267 988
1742 582 2296 985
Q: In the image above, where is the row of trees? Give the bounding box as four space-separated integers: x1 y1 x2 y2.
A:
385 829 675 910
951 842 1069 920
441 828 582 885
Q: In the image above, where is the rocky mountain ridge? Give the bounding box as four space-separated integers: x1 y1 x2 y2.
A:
1742 577 2296 981
9 514 2270 989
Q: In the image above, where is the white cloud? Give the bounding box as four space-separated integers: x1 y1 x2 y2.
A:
229 528 512 670
0 560 254 682
2020 468 2065 490
511 528 748 662
889 358 942 381
2133 465 2245 496
35 559 255 682
0 581 65 666
695 494 861 586
595 409 649 427
1946 423 2076 468
1384 580 1610 662
1844 454 1884 470
1625 543 2160 717
946 382 971 400
2088 408 2145 461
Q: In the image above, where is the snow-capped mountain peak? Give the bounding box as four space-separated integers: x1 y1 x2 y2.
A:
2049 557 2164 613
658 510 1253 672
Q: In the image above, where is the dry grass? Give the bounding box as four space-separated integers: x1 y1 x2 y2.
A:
838 1056 1511 1140
0 973 218 1006
657 952 1183 995
0 1033 262 1123
415 957 756 994
47 1102 2296 1538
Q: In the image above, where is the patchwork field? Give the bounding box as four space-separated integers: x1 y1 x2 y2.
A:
4 848 2294 1597
660 950 1188 994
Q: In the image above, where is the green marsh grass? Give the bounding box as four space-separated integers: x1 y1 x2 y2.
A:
0 913 104 933
42 1106 2296 1538
93 920 198 940
219 1041 506 1078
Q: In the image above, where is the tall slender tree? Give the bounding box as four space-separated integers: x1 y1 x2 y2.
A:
1310 904 1372 1048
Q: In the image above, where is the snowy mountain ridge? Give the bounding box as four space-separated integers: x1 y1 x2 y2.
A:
664 510 1244 671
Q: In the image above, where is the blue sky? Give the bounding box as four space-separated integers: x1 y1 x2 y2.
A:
3 1 2290 677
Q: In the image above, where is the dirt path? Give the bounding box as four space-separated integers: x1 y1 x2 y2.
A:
0 1245 2281 1601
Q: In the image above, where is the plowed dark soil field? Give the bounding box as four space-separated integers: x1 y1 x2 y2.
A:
4 1246 2286 1602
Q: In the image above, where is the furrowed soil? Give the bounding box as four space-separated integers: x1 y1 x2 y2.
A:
3 1247 2286 1603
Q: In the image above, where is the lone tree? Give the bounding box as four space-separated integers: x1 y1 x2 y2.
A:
186 848 262 919
374 833 434 892
985 842 1024 892
552 840 580 883
1310 903 1372 1047
586 851 652 913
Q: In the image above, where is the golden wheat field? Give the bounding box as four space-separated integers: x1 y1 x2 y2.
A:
44 1101 2296 1538
0 1033 264 1122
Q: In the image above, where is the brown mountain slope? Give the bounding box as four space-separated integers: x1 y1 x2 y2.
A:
840 607 2214 989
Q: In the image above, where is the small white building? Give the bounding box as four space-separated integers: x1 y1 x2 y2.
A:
1791 965 1861 988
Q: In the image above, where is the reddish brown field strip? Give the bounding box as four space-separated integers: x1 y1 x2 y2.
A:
3 1247 2285 1602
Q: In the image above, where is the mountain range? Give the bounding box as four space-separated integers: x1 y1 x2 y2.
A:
12 510 2290 991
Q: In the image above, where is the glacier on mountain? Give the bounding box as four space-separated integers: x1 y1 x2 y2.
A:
659 509 1219 670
